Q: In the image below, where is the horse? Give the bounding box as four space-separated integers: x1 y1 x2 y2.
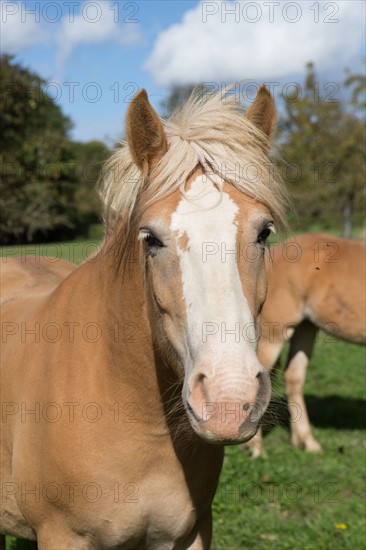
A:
246 233 366 457
0 85 288 549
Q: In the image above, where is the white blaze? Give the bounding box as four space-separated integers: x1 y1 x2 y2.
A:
170 174 257 374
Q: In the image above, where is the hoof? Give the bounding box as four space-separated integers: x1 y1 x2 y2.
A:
251 446 267 459
292 435 323 453
304 439 323 453
241 442 267 459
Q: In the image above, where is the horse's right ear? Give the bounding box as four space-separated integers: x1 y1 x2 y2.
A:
126 89 167 176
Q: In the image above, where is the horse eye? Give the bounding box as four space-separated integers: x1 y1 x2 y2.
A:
144 232 164 249
257 226 272 247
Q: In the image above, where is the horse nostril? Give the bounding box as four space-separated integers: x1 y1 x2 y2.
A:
252 368 271 419
243 402 251 411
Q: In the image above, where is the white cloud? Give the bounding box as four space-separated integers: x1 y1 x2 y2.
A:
57 0 141 67
0 1 140 63
0 1 48 53
145 0 365 85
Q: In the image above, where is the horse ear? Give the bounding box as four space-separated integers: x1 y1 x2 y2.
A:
245 84 276 146
126 89 167 174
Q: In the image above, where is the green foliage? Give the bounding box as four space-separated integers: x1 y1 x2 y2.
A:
68 140 109 237
278 63 365 235
344 67 366 109
0 55 109 244
1 54 71 242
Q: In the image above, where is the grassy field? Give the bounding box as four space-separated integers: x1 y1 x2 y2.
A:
2 238 365 550
0 238 101 265
211 338 366 550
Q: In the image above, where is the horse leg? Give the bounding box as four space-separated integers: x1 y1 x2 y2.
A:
0 535 5 550
243 428 266 458
284 319 322 452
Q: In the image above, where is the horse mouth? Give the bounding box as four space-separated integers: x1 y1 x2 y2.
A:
184 399 266 445
185 412 262 445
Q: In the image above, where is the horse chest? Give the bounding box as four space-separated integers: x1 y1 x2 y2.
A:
88 470 213 549
38 436 222 549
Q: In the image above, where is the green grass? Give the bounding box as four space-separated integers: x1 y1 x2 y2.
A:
2 239 365 550
0 225 104 265
0 238 102 265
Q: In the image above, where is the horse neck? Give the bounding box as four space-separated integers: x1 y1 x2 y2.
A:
63 237 187 427
88 239 148 335
53 238 150 391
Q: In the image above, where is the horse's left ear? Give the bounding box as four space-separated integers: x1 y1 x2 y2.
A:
245 84 276 146
126 88 168 175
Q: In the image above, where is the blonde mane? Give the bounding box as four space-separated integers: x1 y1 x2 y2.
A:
99 88 289 241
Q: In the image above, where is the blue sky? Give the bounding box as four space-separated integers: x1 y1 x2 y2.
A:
1 0 365 145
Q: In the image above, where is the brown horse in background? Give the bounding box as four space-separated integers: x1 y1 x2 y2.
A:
0 86 288 548
248 233 365 456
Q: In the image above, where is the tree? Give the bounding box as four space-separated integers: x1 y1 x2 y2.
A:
70 140 109 237
278 63 365 236
344 67 366 109
0 55 109 244
0 55 74 242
